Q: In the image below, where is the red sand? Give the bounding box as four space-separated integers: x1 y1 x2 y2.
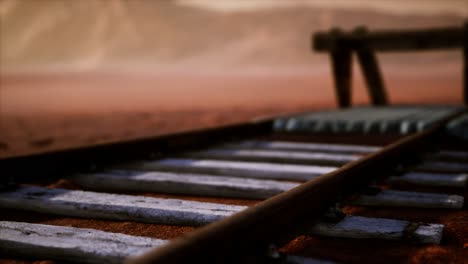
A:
0 67 462 158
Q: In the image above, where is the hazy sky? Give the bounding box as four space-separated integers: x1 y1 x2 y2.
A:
176 0 468 16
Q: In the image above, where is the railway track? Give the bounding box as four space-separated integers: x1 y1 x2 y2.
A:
0 105 467 264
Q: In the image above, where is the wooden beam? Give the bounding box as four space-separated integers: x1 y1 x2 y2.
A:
122 158 337 182
184 148 360 166
0 221 166 264
74 170 299 199
313 23 467 107
328 29 353 108
354 27 388 106
307 216 444 244
314 26 464 52
0 186 246 226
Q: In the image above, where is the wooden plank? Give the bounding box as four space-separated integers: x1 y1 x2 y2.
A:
349 189 464 209
0 221 166 264
415 161 468 173
314 26 463 52
308 216 444 244
435 150 468 160
388 172 467 188
224 140 381 154
74 170 299 199
184 148 361 166
0 186 246 226
123 158 337 182
0 220 334 264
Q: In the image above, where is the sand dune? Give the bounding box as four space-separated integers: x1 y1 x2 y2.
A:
1 1 464 71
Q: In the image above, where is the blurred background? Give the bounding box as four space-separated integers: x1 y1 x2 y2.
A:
0 0 467 157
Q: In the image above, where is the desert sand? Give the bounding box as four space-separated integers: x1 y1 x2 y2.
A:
1 63 463 158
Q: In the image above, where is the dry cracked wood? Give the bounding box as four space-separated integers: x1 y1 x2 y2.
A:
74 170 300 199
0 221 166 264
122 158 336 181
0 186 246 225
308 216 444 244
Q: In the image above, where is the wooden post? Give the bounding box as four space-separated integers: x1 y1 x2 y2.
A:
329 29 352 108
463 21 467 105
354 26 388 106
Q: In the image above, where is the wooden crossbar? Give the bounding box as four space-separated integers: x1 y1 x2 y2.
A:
314 26 464 52
313 22 468 107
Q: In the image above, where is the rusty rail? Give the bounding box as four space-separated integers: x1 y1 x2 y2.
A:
0 119 273 186
126 110 463 264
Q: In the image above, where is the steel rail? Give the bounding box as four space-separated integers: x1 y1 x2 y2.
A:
0 119 273 185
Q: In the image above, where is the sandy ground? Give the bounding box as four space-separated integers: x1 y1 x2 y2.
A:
0 64 463 158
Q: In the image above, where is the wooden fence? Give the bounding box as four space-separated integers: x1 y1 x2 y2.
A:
312 23 468 107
